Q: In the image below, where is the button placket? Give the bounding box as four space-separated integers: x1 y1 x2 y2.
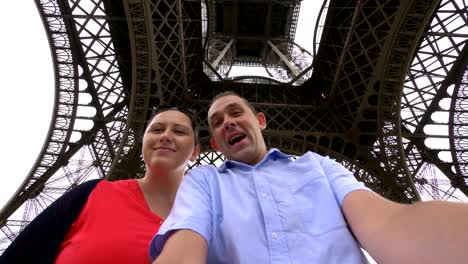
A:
252 168 289 264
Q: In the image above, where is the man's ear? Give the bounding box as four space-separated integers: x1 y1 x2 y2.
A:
210 138 220 151
257 112 267 130
190 144 201 162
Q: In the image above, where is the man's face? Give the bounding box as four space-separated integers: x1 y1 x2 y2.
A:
208 95 267 165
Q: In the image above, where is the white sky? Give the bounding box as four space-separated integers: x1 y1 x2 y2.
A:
0 2 54 209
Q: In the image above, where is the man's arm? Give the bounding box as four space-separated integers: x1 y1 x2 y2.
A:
153 230 207 264
148 166 214 262
342 190 468 264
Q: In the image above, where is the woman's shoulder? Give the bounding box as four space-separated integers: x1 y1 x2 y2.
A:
95 178 137 190
87 179 140 202
64 178 102 199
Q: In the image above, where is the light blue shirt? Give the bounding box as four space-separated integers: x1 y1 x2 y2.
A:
150 149 369 263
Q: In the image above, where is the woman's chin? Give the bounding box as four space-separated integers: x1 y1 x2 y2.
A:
147 158 175 170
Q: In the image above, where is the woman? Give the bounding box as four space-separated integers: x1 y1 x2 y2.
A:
0 107 200 263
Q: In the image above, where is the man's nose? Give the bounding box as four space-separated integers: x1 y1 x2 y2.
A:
223 119 236 130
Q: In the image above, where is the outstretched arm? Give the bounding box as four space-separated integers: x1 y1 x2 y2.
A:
153 230 207 264
343 190 468 264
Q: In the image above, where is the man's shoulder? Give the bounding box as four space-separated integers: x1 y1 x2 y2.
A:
276 150 340 172
270 148 325 160
186 164 220 180
180 165 222 194
287 150 325 163
190 163 218 173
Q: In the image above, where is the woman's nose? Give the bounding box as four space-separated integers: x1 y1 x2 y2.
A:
159 130 173 143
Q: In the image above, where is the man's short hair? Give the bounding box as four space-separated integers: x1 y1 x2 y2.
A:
209 91 258 115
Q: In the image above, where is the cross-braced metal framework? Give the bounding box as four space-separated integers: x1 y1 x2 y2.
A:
106 0 205 181
202 0 312 83
401 0 468 199
1 0 129 251
1 0 467 253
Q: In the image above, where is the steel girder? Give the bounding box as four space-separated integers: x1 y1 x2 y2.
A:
106 0 204 180
301 0 449 202
309 0 468 201
401 0 468 200
1 0 128 251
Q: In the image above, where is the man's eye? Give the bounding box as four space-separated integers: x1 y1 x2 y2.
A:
152 128 163 133
213 120 221 127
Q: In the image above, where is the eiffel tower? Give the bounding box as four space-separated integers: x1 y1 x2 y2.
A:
1 0 467 252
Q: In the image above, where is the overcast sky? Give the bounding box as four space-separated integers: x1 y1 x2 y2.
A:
0 2 53 209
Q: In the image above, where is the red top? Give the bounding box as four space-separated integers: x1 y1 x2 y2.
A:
55 179 163 264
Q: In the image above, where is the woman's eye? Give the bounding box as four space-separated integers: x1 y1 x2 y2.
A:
174 130 186 135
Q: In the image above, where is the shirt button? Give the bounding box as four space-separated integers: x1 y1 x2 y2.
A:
272 232 278 239
262 193 267 198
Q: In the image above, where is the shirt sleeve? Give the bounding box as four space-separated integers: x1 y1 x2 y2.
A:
149 166 213 261
318 155 370 205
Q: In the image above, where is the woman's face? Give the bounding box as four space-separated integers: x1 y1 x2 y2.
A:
142 110 199 171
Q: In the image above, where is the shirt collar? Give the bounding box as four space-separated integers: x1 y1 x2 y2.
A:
218 148 293 171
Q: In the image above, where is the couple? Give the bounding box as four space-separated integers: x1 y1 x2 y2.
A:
3 92 468 263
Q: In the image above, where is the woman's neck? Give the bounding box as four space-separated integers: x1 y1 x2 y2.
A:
137 168 184 218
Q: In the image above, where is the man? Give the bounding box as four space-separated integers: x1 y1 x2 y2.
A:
150 91 468 263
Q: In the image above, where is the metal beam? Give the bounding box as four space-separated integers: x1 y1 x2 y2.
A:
267 40 300 76
212 39 234 69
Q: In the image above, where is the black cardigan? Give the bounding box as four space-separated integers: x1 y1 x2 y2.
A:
0 179 101 264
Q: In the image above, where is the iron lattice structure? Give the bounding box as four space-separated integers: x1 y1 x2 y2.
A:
1 0 467 252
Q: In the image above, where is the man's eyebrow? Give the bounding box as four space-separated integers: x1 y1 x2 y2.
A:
226 102 241 109
209 102 242 121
